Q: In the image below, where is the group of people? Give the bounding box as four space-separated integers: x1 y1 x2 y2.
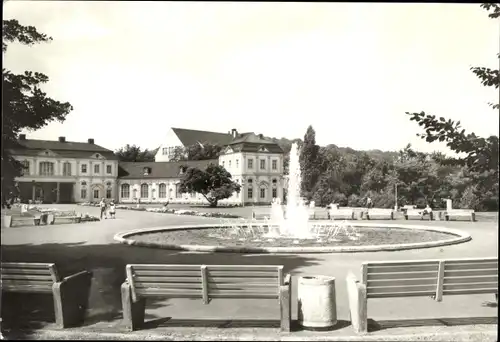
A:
99 198 116 220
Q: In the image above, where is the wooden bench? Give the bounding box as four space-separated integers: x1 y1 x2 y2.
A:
363 208 394 220
3 215 42 228
251 208 272 220
404 209 433 221
346 257 498 334
444 209 475 222
329 209 355 220
1 262 93 328
121 264 291 331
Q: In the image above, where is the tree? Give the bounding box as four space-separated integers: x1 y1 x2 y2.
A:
405 3 499 211
2 19 73 203
178 164 241 207
299 126 321 200
115 144 155 162
169 142 223 161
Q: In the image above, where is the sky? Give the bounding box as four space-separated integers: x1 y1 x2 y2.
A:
4 1 499 154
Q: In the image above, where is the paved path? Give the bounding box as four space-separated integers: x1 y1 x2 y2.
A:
1 205 498 338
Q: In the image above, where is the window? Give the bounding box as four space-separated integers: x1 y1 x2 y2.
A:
272 188 277 198
63 162 72 176
272 179 277 185
39 162 54 176
159 183 167 198
106 165 112 174
260 159 265 170
94 164 100 174
260 188 266 199
175 184 182 198
21 160 30 175
81 181 87 186
93 189 100 199
248 159 253 169
236 159 239 168
143 167 150 176
228 160 231 168
81 189 87 199
272 160 277 170
121 184 130 198
106 189 112 199
81 164 87 173
140 184 149 198
222 161 225 167
248 187 253 199
162 148 168 155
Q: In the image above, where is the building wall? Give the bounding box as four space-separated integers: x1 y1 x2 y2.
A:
154 129 184 162
218 150 284 205
14 154 119 203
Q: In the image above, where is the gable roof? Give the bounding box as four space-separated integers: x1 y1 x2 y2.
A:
172 128 233 147
227 133 284 153
118 159 218 179
11 138 118 160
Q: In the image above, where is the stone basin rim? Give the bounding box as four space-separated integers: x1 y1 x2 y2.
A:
113 222 472 254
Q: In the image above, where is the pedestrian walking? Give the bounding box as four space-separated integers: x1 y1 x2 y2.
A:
109 201 116 219
99 198 107 220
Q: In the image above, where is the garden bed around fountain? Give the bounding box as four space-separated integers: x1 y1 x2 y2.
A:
114 222 472 253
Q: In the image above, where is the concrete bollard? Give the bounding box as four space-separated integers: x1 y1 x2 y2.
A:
297 275 337 330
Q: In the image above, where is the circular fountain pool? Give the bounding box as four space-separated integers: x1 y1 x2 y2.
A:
114 221 472 253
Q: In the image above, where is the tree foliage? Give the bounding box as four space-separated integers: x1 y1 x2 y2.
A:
170 142 223 161
179 164 241 207
299 126 321 200
2 19 73 202
115 144 155 162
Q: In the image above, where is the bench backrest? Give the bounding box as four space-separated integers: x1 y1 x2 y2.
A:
1 262 60 293
446 209 474 214
362 257 498 300
368 208 393 213
126 264 283 302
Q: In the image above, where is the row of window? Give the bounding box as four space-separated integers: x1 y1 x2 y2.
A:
247 187 278 199
21 161 113 176
81 188 113 200
222 159 279 170
119 183 183 199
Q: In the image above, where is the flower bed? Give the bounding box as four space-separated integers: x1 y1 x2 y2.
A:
77 203 241 219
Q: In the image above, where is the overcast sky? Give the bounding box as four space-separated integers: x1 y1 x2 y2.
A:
4 1 499 153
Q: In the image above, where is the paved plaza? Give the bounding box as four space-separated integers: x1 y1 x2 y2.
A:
1 205 498 340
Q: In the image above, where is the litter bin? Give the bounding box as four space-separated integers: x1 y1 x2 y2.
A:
297 275 337 329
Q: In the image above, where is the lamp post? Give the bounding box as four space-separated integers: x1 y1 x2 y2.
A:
394 183 398 211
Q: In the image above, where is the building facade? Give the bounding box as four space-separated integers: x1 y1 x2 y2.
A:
11 128 285 205
11 135 119 203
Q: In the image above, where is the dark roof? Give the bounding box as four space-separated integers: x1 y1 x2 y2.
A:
228 133 283 153
118 159 218 179
172 128 233 147
11 139 118 160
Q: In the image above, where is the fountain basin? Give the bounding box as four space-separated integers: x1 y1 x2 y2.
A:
114 222 471 254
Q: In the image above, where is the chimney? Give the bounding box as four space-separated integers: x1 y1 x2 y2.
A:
88 138 94 144
231 128 238 138
19 134 26 140
58 136 66 142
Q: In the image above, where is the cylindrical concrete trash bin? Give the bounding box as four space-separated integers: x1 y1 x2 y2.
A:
297 275 337 330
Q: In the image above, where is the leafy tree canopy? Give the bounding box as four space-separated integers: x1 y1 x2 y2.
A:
115 144 155 162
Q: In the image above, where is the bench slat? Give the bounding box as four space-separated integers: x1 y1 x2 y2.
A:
208 277 279 284
444 276 498 284
443 283 498 291
135 288 202 296
367 284 436 294
130 264 201 271
445 263 498 271
208 271 279 277
1 279 53 287
368 291 435 299
442 288 498 296
1 284 53 293
1 274 53 281
367 265 439 273
208 291 278 299
367 278 437 287
445 259 497 264
445 269 498 277
134 282 201 289
367 271 439 280
208 283 277 290
0 268 52 276
1 262 55 269
134 276 201 283
366 260 439 266
134 271 201 277
207 266 282 271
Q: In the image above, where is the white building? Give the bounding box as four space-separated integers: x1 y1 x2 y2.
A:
11 135 119 203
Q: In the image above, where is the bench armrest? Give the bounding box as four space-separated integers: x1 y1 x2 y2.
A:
62 270 92 283
284 273 291 285
346 272 367 334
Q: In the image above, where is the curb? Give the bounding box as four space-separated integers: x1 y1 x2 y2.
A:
113 222 472 254
5 329 498 341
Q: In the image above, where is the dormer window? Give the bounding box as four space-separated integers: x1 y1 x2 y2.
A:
143 167 151 176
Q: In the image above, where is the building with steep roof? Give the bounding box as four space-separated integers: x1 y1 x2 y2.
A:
11 128 285 205
11 134 119 203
